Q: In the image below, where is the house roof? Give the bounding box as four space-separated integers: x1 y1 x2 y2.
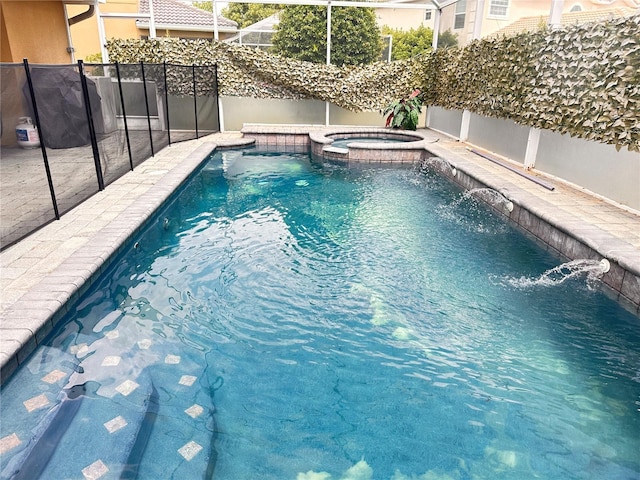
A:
137 0 238 32
491 6 638 37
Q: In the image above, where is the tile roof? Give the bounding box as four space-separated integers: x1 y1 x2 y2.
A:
490 7 637 37
138 0 238 29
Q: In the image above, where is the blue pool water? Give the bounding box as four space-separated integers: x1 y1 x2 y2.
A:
1 149 639 480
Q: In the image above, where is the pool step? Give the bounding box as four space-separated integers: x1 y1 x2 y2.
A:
3 365 217 479
10 383 90 480
322 145 349 163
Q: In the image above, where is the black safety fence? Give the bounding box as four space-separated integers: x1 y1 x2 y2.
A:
0 60 219 251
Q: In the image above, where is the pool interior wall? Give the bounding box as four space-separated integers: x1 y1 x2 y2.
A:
1 126 639 386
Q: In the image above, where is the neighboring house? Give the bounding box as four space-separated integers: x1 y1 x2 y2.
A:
374 0 436 31
490 5 638 36
226 2 436 60
438 0 640 46
68 0 238 62
1 0 95 63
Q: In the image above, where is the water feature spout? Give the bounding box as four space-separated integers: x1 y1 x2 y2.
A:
421 157 457 176
505 258 611 289
466 188 513 213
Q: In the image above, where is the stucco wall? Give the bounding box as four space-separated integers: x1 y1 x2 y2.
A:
375 6 434 30
1 1 71 63
467 113 530 164
427 106 640 212
219 97 392 131
68 0 139 61
536 130 640 211
68 1 236 62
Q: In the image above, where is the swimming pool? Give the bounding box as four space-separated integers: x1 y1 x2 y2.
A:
1 148 639 479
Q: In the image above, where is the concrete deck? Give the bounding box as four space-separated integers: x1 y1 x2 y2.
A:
1 128 639 382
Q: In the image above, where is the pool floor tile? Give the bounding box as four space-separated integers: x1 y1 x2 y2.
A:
179 375 197 387
41 369 66 384
115 380 139 396
185 404 204 419
165 354 181 364
178 441 203 461
101 356 121 367
0 433 21 454
70 343 90 357
103 415 128 434
104 330 120 340
23 393 50 412
82 459 109 480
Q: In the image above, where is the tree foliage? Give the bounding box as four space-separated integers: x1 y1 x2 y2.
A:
193 2 281 28
381 25 459 60
382 25 433 60
438 30 459 49
222 3 282 29
271 5 382 66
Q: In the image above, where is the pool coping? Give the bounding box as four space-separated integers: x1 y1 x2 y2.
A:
1 126 639 383
309 128 431 164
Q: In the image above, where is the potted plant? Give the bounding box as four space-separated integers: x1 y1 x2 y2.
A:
382 89 423 131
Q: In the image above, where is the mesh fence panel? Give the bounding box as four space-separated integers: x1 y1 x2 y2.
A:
28 64 101 216
0 63 57 249
116 63 155 167
0 61 218 250
84 64 133 187
195 65 220 137
166 64 197 143
143 63 170 153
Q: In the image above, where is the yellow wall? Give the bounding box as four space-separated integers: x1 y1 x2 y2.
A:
68 0 235 62
375 7 435 31
438 0 635 46
68 0 139 61
0 1 72 63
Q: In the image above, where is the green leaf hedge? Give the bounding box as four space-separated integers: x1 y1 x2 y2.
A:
107 13 639 151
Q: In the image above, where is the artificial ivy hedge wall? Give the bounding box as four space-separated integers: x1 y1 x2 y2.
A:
106 39 420 112
107 13 639 151
422 14 639 152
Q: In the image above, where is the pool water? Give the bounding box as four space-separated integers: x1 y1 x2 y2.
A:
1 149 639 480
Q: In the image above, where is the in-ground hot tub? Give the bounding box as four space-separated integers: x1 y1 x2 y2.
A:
309 128 435 165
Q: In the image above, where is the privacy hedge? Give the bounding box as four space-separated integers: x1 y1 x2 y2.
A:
107 13 639 151
422 14 640 152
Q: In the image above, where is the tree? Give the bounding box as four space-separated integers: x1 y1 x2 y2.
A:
271 5 382 66
381 26 459 61
222 3 282 29
382 25 433 60
438 29 459 49
192 2 281 28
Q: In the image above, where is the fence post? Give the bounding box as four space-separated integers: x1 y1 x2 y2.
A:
140 62 155 157
524 127 541 170
23 59 60 220
78 59 105 191
214 64 223 133
115 62 134 171
192 64 199 139
459 110 471 142
163 62 171 145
